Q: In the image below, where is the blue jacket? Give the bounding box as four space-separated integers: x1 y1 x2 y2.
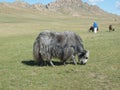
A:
93 22 98 28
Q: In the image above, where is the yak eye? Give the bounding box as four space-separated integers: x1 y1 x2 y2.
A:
85 57 88 59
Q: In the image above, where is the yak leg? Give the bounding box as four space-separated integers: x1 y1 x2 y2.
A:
71 55 77 65
50 60 55 67
64 62 66 66
63 60 67 66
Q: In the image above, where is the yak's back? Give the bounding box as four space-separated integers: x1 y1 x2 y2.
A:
38 31 83 48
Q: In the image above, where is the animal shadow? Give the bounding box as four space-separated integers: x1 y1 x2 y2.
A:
22 60 37 66
21 60 64 66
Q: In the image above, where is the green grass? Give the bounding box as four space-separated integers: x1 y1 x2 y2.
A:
0 12 120 90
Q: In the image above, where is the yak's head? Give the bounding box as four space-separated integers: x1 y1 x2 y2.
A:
78 50 89 65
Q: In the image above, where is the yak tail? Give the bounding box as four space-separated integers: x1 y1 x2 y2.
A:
33 39 43 65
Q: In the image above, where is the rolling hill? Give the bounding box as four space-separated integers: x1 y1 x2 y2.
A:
0 0 119 19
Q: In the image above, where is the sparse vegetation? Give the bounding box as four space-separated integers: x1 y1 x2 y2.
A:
0 1 120 90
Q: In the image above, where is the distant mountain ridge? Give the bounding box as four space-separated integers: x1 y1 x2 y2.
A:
0 0 119 17
45 0 107 16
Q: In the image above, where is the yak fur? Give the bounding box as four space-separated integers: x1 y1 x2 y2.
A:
33 30 89 66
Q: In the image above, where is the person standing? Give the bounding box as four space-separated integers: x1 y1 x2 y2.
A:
93 22 98 33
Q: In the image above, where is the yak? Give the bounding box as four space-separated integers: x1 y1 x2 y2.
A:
89 26 99 32
109 25 115 32
33 30 89 66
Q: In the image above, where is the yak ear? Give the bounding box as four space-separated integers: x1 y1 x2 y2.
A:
78 51 85 58
78 50 89 58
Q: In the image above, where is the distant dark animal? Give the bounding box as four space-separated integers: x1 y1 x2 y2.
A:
89 26 98 32
109 25 115 32
33 30 89 66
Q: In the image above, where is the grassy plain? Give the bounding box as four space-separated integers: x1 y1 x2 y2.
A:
0 11 120 90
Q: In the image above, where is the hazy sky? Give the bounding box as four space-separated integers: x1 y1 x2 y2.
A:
0 0 120 15
83 0 120 15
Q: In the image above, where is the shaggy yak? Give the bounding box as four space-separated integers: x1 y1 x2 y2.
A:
109 25 115 32
33 30 89 66
89 26 99 32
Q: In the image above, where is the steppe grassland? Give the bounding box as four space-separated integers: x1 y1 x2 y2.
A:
0 13 120 90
